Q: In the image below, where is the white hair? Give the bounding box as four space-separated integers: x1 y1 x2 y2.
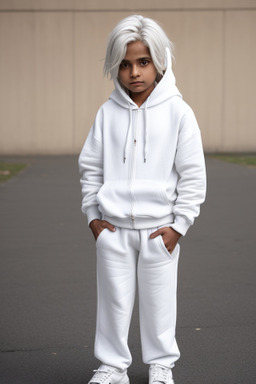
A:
104 15 174 79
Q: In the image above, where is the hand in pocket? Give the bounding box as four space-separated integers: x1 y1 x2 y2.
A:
89 219 116 241
150 226 181 254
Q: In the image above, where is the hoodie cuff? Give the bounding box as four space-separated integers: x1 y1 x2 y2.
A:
85 205 102 226
170 215 191 236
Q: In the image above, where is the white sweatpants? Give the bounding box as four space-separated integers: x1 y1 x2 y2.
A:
95 226 180 371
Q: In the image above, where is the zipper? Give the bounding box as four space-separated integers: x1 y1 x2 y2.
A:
129 110 138 229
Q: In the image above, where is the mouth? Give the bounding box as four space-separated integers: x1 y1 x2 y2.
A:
130 81 143 85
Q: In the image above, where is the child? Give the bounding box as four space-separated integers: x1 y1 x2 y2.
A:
79 15 206 384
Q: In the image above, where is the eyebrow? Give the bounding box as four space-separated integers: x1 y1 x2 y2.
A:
121 57 152 63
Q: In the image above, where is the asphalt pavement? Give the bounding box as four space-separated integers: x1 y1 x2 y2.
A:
0 155 256 384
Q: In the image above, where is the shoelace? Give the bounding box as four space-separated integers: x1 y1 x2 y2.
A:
151 365 168 384
91 369 112 384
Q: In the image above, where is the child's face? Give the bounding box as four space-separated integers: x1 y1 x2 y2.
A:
118 40 157 106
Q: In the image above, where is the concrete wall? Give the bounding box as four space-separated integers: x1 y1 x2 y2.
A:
0 0 256 154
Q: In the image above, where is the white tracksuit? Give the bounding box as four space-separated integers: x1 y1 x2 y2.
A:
79 48 206 370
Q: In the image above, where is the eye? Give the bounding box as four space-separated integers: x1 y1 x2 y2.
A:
140 59 150 67
120 61 130 69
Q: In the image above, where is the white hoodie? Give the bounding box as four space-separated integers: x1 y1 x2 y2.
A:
79 49 206 236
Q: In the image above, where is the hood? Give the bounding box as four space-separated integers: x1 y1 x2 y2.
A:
109 48 182 162
110 47 182 109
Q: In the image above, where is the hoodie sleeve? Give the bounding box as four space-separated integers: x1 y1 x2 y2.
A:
170 107 207 236
78 109 103 225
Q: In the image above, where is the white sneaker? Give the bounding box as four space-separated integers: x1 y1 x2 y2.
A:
88 365 130 384
149 364 174 384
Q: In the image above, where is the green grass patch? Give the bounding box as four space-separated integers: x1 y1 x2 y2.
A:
0 162 27 183
208 154 256 167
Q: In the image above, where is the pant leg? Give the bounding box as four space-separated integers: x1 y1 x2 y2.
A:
138 227 180 368
95 227 138 370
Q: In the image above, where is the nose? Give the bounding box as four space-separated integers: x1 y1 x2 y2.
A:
130 64 140 78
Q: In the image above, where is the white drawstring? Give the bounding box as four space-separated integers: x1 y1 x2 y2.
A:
123 100 149 163
123 104 132 163
143 98 149 162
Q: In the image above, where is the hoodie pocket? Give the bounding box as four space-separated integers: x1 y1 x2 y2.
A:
97 180 131 218
132 179 171 218
97 179 172 220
